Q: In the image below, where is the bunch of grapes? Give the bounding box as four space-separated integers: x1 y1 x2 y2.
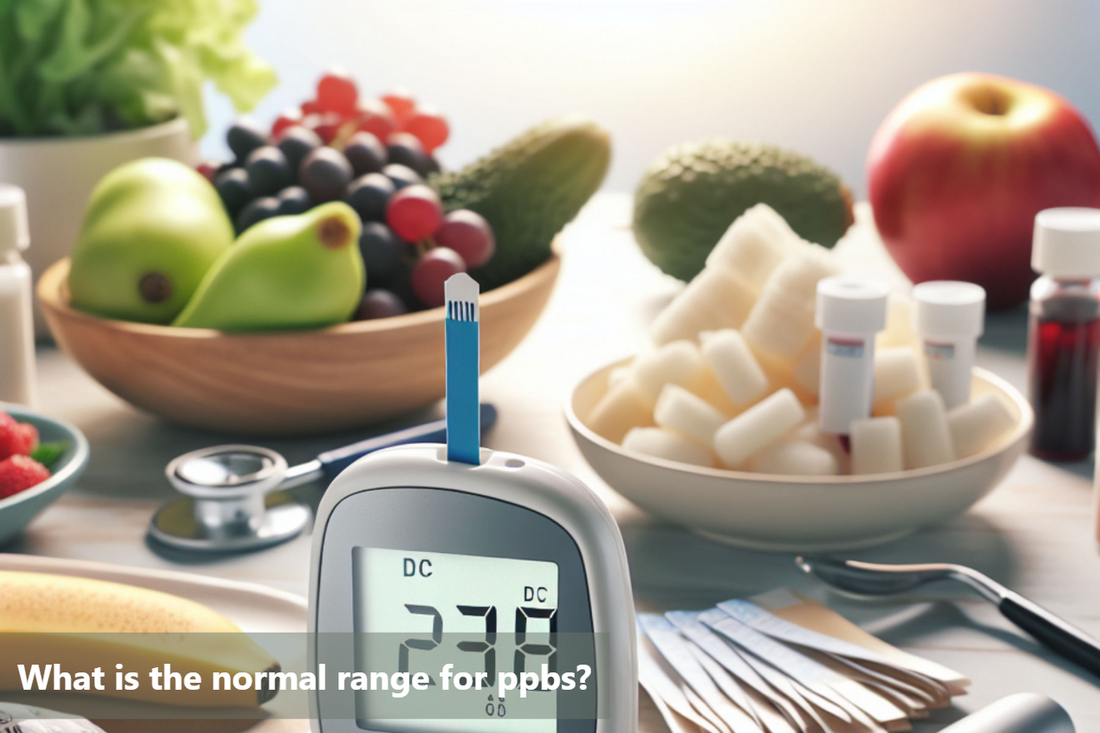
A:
381 185 495 315
200 68 494 320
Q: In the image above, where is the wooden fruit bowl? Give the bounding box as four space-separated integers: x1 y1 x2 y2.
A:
38 246 560 436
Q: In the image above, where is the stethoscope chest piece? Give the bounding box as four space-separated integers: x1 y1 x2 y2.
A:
148 444 310 553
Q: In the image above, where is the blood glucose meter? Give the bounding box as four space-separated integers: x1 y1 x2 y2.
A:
308 274 637 733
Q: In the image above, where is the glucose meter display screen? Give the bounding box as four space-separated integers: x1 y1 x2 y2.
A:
352 547 559 733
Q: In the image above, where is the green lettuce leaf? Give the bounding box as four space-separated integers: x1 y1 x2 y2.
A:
0 0 275 137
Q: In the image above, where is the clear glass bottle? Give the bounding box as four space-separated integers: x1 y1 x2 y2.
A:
0 184 37 407
1027 208 1100 461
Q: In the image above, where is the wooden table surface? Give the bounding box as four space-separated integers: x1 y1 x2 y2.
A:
10 194 1099 730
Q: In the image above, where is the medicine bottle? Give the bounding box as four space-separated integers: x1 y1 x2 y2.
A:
913 281 986 410
815 277 889 435
0 185 37 407
1027 208 1100 461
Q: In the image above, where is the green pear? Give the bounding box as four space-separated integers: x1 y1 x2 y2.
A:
69 158 235 324
172 202 365 331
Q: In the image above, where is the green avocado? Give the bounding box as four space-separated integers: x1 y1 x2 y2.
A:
172 202 364 332
633 140 854 282
69 158 235 324
432 116 610 291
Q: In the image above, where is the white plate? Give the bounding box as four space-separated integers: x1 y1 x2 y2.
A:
1 553 309 733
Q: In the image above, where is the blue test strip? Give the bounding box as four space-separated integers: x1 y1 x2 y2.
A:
444 274 481 465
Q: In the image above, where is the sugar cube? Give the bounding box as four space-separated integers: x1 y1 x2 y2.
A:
747 344 814 405
742 247 838 362
654 384 728 447
877 295 919 349
741 290 818 363
705 203 799 283
750 440 840 476
587 379 654 443
873 347 925 407
949 393 1017 458
789 415 849 472
649 269 757 345
683 365 740 416
850 416 904 475
700 329 769 407
623 427 715 468
896 390 956 469
791 334 822 398
764 244 839 300
713 388 806 468
632 340 705 401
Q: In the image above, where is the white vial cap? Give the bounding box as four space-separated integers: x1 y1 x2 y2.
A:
815 276 889 333
913 281 985 341
1032 207 1100 277
0 185 29 254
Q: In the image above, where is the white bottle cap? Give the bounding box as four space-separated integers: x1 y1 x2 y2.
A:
815 276 889 333
0 184 30 254
913 281 985 341
1032 207 1100 277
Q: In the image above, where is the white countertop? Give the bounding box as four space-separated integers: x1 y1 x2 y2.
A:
14 193 1100 730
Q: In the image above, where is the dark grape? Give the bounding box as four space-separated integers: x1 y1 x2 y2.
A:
345 173 395 223
383 163 423 191
358 222 403 284
277 186 312 216
411 247 466 308
214 168 253 215
226 116 267 161
343 131 387 177
276 126 323 177
355 289 409 320
435 210 495 268
236 196 280 234
299 147 354 203
245 146 292 196
386 132 432 176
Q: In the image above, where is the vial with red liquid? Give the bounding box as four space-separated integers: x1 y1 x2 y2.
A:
1027 208 1100 462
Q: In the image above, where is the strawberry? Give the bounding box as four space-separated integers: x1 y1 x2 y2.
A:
16 422 37 454
0 454 50 499
0 413 34 460
0 411 27 457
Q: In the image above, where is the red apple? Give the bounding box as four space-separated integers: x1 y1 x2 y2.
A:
868 73 1100 309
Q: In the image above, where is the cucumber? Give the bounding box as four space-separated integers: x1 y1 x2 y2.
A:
432 116 610 290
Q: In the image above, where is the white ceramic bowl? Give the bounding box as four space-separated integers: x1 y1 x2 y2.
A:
567 359 1033 552
0 117 197 335
0 403 90 545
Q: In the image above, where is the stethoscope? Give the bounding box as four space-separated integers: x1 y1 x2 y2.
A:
148 404 497 553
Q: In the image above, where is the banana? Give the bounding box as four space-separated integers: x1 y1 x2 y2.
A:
0 571 280 708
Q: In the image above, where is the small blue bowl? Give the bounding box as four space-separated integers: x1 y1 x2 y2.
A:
0 403 89 545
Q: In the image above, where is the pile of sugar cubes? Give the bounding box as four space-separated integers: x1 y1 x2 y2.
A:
588 204 1018 476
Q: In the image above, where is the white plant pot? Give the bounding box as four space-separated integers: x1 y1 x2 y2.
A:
0 117 198 336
